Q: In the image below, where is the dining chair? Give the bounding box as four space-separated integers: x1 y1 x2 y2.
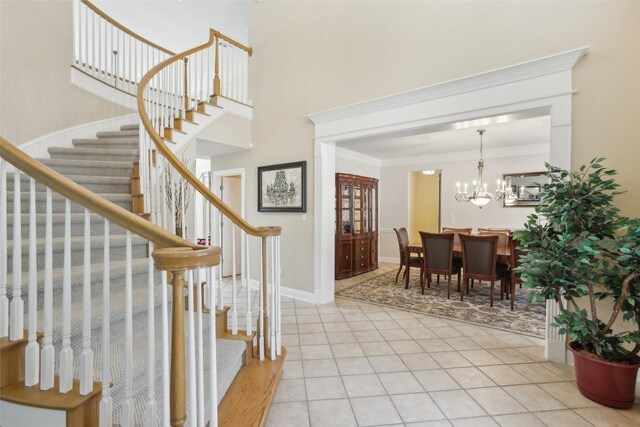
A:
419 231 462 298
393 227 423 285
440 227 472 285
507 235 523 310
459 234 509 307
478 228 510 256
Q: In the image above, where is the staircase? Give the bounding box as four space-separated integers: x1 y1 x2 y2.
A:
0 125 247 426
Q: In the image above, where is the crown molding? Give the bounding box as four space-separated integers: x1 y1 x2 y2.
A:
307 47 589 125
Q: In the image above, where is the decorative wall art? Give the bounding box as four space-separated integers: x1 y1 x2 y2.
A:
258 161 307 212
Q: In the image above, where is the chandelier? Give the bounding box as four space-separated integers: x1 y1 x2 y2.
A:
454 129 514 208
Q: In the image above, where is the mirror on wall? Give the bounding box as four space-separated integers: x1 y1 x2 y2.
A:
503 171 548 207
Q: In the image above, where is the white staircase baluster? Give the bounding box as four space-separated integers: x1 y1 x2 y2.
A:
187 271 197 425
121 230 134 426
270 237 276 361
259 241 265 361
277 235 282 355
196 268 205 427
25 177 39 386
206 46 211 103
245 233 252 336
161 270 170 427
40 188 54 390
0 159 8 338
79 208 94 395
145 242 157 427
208 264 218 427
217 206 223 311
231 224 238 335
92 11 96 76
10 169 24 341
128 35 132 93
59 199 73 393
83 5 88 70
99 220 112 427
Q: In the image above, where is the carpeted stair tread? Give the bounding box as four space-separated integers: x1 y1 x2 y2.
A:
35 159 135 177
48 147 139 162
119 124 139 131
96 130 139 139
7 234 148 272
6 191 131 212
72 140 139 150
6 173 131 195
6 213 129 238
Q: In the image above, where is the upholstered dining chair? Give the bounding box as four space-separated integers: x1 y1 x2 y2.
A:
440 227 472 285
419 232 462 298
393 227 422 286
478 228 511 256
459 234 509 307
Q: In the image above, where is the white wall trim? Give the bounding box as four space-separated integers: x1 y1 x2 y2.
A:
307 47 588 125
18 113 138 157
308 47 589 364
248 280 316 304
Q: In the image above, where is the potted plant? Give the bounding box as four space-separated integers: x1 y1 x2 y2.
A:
515 158 640 409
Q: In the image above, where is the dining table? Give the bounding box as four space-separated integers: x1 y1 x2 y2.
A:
405 241 511 289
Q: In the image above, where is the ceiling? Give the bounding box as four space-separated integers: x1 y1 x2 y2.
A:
336 113 551 161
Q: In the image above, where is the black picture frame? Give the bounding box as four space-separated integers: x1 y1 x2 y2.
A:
258 161 307 212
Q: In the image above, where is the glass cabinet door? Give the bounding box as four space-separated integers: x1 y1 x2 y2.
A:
371 187 377 232
363 187 369 232
341 183 351 234
354 184 361 234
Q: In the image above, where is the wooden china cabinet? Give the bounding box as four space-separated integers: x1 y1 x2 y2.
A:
335 173 379 279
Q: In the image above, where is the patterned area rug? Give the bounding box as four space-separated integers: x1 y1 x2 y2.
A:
335 269 546 337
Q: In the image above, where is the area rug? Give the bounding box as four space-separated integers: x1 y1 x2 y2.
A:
335 270 546 337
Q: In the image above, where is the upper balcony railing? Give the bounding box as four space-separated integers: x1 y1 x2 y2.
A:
72 0 251 105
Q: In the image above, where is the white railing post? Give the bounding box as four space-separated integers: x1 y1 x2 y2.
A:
10 169 24 341
276 235 282 355
231 224 238 335
196 268 205 427
145 242 157 427
245 233 252 336
259 238 265 361
59 199 73 393
40 188 54 391
25 178 39 386
121 230 134 427
0 159 7 338
99 220 112 427
186 271 197 424
270 237 276 361
208 263 218 427
161 270 170 427
79 208 94 395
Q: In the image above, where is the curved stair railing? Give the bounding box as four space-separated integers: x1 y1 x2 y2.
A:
0 138 220 427
137 29 284 427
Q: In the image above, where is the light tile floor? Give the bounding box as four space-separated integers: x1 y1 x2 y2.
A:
260 263 640 427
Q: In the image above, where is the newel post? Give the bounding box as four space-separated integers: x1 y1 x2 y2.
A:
152 246 221 427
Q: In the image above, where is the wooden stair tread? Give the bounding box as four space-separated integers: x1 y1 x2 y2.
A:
175 118 199 126
0 378 102 410
165 127 187 135
218 348 286 427
219 330 256 342
186 108 211 118
0 333 28 352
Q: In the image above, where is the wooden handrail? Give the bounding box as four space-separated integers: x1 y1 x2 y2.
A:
0 137 199 250
137 30 280 238
212 30 253 56
81 0 175 56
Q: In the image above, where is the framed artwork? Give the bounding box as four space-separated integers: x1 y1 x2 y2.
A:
258 161 307 212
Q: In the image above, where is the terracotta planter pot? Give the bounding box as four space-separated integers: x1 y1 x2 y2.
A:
569 341 640 409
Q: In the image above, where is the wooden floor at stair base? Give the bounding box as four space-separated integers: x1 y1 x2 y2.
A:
217 347 286 427
0 378 102 427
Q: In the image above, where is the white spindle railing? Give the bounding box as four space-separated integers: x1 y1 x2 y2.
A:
99 220 112 427
0 159 8 339
25 178 39 386
10 169 23 341
145 243 157 427
59 199 73 393
40 188 54 391
122 230 134 427
80 208 94 395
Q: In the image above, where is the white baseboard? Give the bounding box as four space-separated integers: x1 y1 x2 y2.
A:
247 279 316 304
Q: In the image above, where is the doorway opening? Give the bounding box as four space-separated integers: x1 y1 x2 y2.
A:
212 168 246 279
408 170 441 243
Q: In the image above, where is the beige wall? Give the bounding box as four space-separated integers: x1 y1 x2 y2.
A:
408 172 440 243
1 0 132 145
216 0 639 293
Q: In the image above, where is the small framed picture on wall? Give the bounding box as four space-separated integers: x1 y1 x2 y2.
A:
258 161 307 212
